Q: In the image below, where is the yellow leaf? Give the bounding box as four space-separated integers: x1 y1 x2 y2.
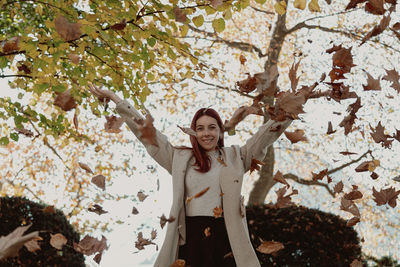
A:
308 0 321 12
212 18 225 33
180 24 189 37
192 15 204 27
274 1 287 15
294 0 306 10
368 160 380 172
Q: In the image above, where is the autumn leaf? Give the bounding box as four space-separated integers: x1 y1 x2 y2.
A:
284 129 308 144
137 113 158 147
345 0 367 10
327 121 336 134
0 224 39 261
14 127 34 137
362 71 382 91
370 121 393 148
250 158 266 174
334 181 344 194
93 252 102 264
73 235 108 256
50 233 67 250
236 73 258 93
223 104 263 132
204 227 211 238
186 187 210 204
54 90 77 111
91 174 106 190
110 19 127 31
256 240 284 254
213 206 223 218
78 162 93 174
347 216 360 227
340 151 358 155
273 170 290 188
170 259 186 267
2 36 20 53
372 186 400 208
24 236 43 253
328 45 355 81
365 0 385 15
104 115 124 133
274 187 298 208
73 110 79 131
135 232 156 250
239 54 247 64
54 15 81 41
308 0 321 12
382 68 400 93
312 168 328 181
273 91 306 120
370 172 379 180
326 82 358 102
289 60 301 92
173 7 187 23
88 204 108 215
132 206 139 215
360 15 390 45
42 205 56 214
151 229 157 240
344 188 363 200
340 198 360 217
160 214 176 229
294 0 306 9
137 191 148 202
177 125 196 137
355 160 380 172
68 53 80 64
211 0 223 9
274 0 287 15
339 114 357 135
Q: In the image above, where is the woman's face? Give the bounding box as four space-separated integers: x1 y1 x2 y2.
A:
195 115 221 151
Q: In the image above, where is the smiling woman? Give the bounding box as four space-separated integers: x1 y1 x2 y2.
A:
87 83 292 267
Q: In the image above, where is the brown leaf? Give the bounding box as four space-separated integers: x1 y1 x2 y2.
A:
327 121 336 134
50 233 67 250
224 104 263 132
137 113 158 147
236 73 258 93
213 206 223 218
177 125 197 137
0 224 39 260
346 217 360 227
104 115 124 133
329 46 356 81
68 53 80 64
350 259 363 267
382 68 400 93
132 206 139 215
250 158 266 174
339 114 357 135
370 172 379 180
137 191 148 202
110 19 127 31
284 129 307 144
344 189 363 201
93 252 102 264
204 227 211 238
273 92 306 120
91 175 106 190
239 54 247 65
289 60 301 92
326 82 358 102
340 198 360 217
170 259 186 267
339 151 358 155
365 0 385 15
14 127 34 137
372 186 400 208
2 36 20 53
256 241 284 254
54 15 82 41
73 235 108 256
73 111 79 131
311 168 328 181
345 0 367 10
135 232 156 250
173 7 187 23
78 162 93 174
54 90 77 111
42 205 56 214
151 229 157 240
273 171 290 188
160 214 176 229
361 15 390 45
370 121 392 148
23 236 43 252
362 72 382 91
88 204 108 215
274 187 297 208
334 181 344 194
211 0 223 8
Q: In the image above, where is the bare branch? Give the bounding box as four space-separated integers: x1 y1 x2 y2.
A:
191 77 255 99
283 173 335 197
327 150 371 175
250 6 275 15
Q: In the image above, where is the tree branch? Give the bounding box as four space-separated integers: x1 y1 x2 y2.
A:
191 77 255 99
250 5 275 15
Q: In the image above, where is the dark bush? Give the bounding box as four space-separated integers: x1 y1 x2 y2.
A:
0 196 85 267
363 254 400 267
246 204 361 267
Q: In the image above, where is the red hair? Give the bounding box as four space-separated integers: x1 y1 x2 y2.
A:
190 108 224 173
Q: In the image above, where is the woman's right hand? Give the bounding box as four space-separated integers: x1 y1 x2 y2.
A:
87 82 122 104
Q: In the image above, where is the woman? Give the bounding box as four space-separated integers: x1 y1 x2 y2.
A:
88 84 291 267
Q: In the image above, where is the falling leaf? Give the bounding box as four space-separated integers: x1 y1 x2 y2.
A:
50 233 67 250
250 158 266 174
289 60 301 91
239 54 247 64
170 259 186 267
136 113 158 147
73 110 79 131
110 19 127 31
78 162 93 174
311 168 328 181
151 229 157 240
160 214 176 229
273 171 289 188
0 224 39 261
177 125 196 137
382 68 400 93
135 232 156 250
137 191 148 202
339 151 358 155
372 186 400 208
294 0 306 9
365 0 385 15
392 175 400 182
370 172 379 180
362 72 382 91
361 15 390 45
346 217 360 227
236 73 258 93
173 7 187 23
93 252 102 264
132 206 139 215
104 115 124 133
224 104 263 132
68 53 80 64
328 46 356 82
14 127 34 137
344 189 363 201
91 175 106 190
54 15 82 41
54 90 77 111
204 227 211 238
213 206 223 218
257 241 284 254
284 129 308 144
340 198 360 217
327 121 336 134
334 181 344 194
186 187 210 204
2 36 20 53
274 187 298 208
308 0 321 11
24 236 43 252
88 204 108 215
73 235 108 256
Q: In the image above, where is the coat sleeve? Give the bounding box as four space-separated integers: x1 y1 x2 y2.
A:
115 100 173 174
240 119 292 173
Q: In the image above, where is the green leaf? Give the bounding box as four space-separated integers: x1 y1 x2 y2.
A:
0 57 8 68
33 83 49 94
147 38 156 47
10 132 19 141
167 48 177 60
52 84 66 93
212 18 225 33
192 15 204 27
0 137 9 146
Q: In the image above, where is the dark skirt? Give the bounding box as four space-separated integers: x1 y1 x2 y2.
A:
178 216 237 267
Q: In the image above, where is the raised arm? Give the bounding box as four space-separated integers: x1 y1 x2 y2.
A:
88 83 174 174
240 119 292 173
